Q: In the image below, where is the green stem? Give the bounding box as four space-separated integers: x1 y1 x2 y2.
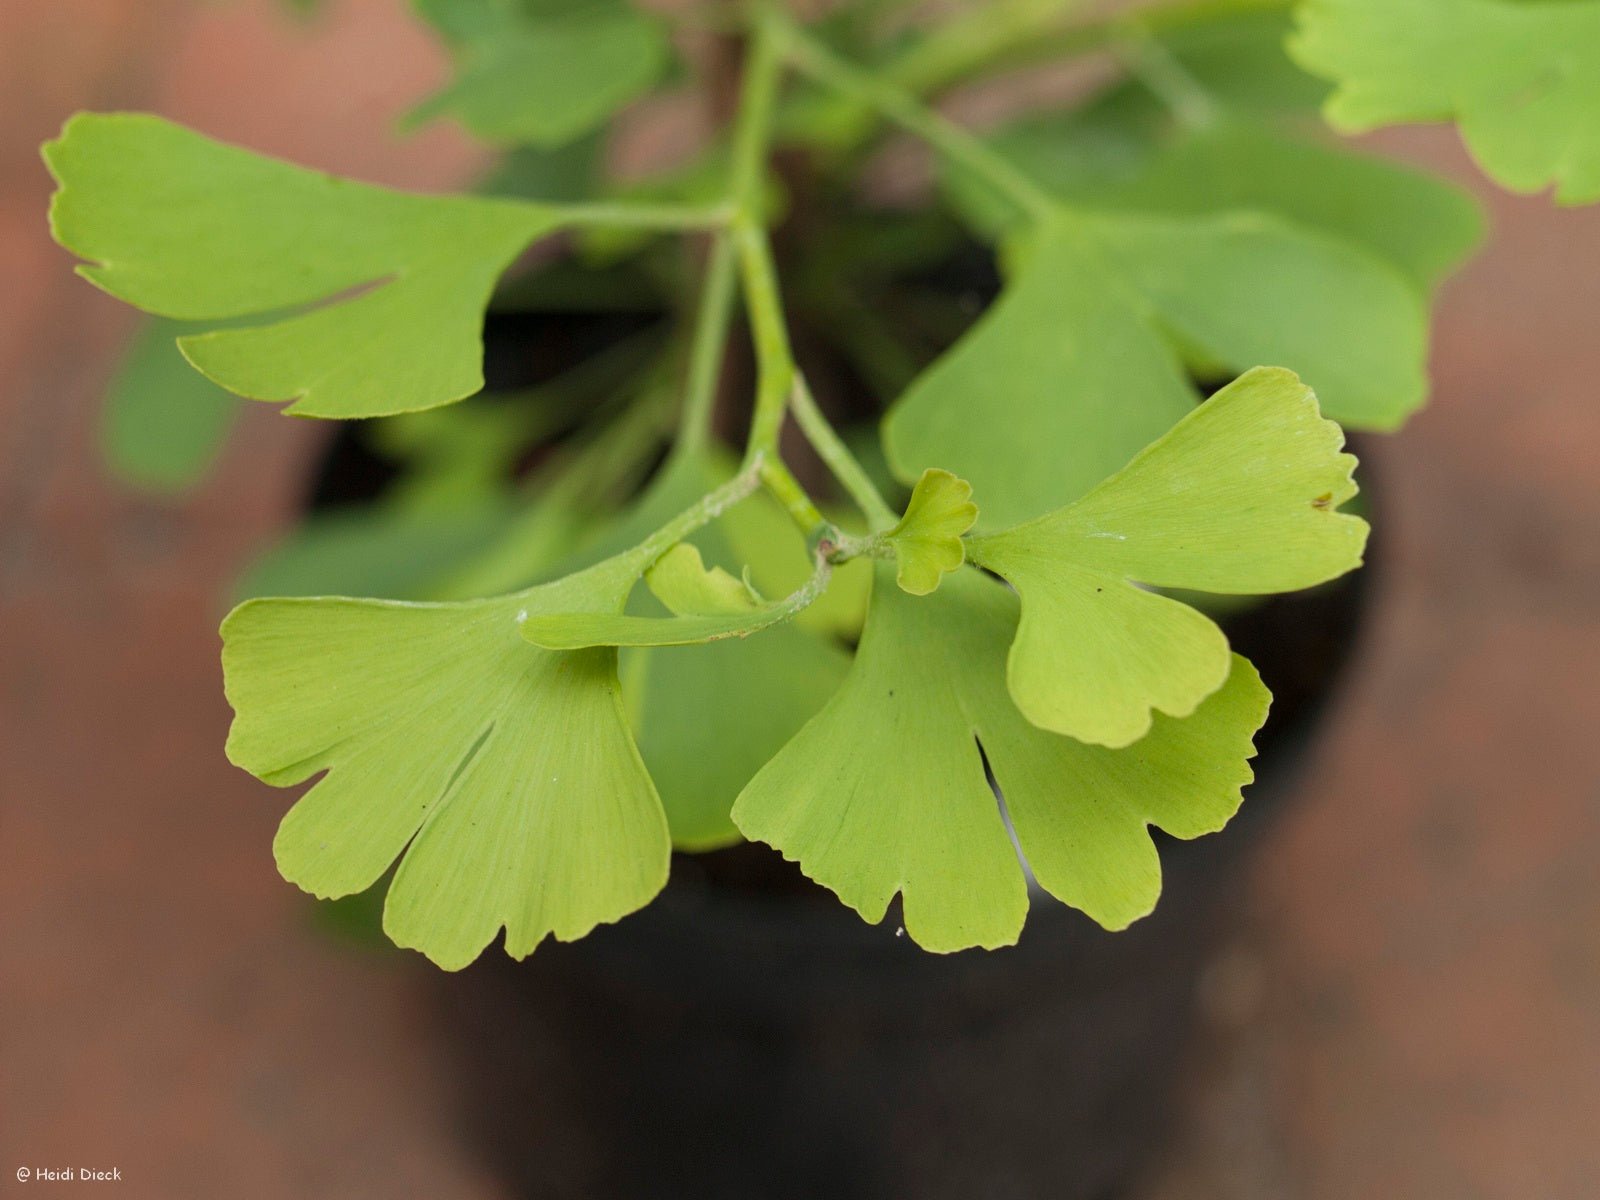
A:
736 220 796 465
725 14 798 472
778 17 1055 221
677 232 739 453
1112 17 1219 130
549 199 734 231
789 376 896 529
758 454 827 534
881 0 1088 100
613 460 765 577
888 0 1290 101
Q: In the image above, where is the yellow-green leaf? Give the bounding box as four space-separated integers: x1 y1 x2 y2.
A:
733 566 1269 947
1292 0 1600 204
45 113 561 417
966 366 1366 747
222 554 670 971
885 468 977 595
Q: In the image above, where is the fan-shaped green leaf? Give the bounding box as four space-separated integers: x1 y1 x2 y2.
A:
222 553 670 970
45 113 562 417
408 0 669 149
732 565 1269 948
1291 0 1600 204
966 367 1366 747
884 207 1419 525
1086 209 1427 430
885 468 977 595
952 116 1482 295
883 218 1196 530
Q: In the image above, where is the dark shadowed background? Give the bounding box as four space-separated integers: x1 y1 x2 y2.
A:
2 3 1598 1198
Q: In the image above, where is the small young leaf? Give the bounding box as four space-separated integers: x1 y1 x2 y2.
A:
885 468 977 595
732 566 1269 948
223 553 671 971
408 1 669 149
645 543 762 615
966 366 1366 747
1291 0 1600 204
45 113 561 417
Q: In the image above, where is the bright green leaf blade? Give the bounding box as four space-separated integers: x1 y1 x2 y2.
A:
992 652 1269 930
407 8 669 148
44 113 557 417
734 566 1269 943
886 467 976 595
732 567 1031 952
977 556 1233 749
101 316 239 493
1086 209 1429 429
883 218 1197 529
222 560 669 970
1291 0 1600 204
968 366 1366 745
645 542 762 614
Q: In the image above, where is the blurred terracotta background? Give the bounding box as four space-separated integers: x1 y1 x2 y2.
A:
2 3 1597 1198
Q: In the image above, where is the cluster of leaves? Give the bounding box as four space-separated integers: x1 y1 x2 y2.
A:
51 0 1600 969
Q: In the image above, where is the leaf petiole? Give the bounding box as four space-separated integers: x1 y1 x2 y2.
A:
774 15 1056 220
547 199 737 232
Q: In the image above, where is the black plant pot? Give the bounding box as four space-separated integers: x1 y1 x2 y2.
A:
430 546 1371 1200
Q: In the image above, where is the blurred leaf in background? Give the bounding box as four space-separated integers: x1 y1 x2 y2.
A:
101 317 240 494
407 0 672 148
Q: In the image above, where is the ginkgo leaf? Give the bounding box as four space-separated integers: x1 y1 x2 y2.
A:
647 542 763 614
966 366 1366 747
883 218 1195 530
951 115 1483 295
408 0 669 149
1086 209 1427 430
222 553 670 970
45 113 563 417
732 564 1269 949
1292 0 1600 204
102 316 239 493
885 468 977 595
885 210 1421 526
